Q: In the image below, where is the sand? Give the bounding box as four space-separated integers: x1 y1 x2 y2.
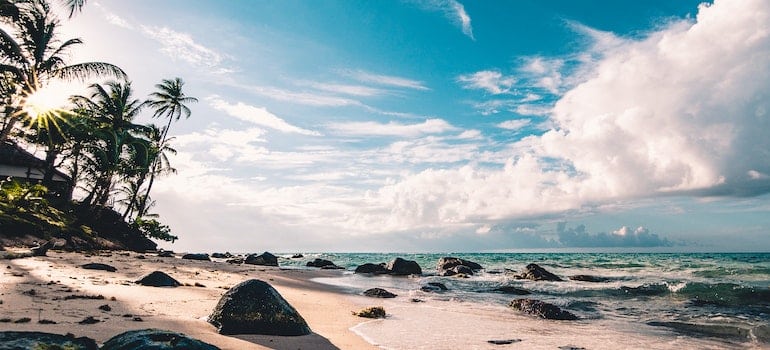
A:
0 250 378 349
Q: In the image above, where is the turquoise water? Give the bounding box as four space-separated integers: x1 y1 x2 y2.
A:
278 253 770 348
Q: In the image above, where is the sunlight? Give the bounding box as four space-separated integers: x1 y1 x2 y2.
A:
21 82 72 121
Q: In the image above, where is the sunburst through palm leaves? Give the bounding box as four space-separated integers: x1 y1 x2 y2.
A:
16 82 74 139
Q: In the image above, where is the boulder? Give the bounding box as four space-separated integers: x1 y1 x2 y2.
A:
569 275 609 283
354 263 388 274
81 263 117 272
136 271 181 287
101 329 219 350
509 299 578 320
226 258 244 264
291 254 304 259
320 265 345 270
491 286 531 295
211 252 233 259
363 288 397 298
157 251 175 258
30 240 56 256
437 257 483 276
208 279 311 336
182 253 210 261
420 282 448 292
306 258 336 268
0 331 98 350
514 263 562 281
244 252 278 266
385 257 422 275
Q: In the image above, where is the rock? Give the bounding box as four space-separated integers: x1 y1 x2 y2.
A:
291 254 304 259
30 240 55 256
136 271 181 287
81 263 117 272
226 258 243 264
208 279 311 336
492 286 531 295
421 282 448 292
0 331 98 350
488 339 522 345
320 265 345 270
514 263 563 281
157 251 175 258
211 252 233 259
306 258 337 268
182 253 210 261
354 263 388 274
244 252 278 266
363 288 397 298
101 329 219 350
385 257 422 275
509 299 578 320
98 304 112 311
78 316 100 324
569 275 609 282
437 257 483 276
353 306 386 318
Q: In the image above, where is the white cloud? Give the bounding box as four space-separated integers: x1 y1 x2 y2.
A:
304 82 386 97
415 0 475 40
207 96 321 136
140 26 227 71
497 119 531 130
457 70 516 94
346 70 429 90
328 118 456 137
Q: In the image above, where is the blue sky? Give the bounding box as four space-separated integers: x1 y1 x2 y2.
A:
47 0 770 252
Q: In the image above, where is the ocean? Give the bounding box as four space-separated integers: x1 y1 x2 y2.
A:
279 252 770 349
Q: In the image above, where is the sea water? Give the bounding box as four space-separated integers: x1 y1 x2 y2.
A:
279 253 770 349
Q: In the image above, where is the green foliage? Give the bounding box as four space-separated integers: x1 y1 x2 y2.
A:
352 306 386 319
0 178 48 210
132 217 178 242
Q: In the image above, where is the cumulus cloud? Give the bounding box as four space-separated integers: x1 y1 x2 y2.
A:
328 118 456 137
458 70 516 94
556 223 672 247
207 96 321 136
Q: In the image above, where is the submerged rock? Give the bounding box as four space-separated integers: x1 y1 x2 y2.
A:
182 253 211 261
647 321 754 342
569 275 609 283
136 271 181 287
420 282 448 292
514 263 563 281
81 263 117 272
363 288 397 298
0 331 97 350
354 263 388 274
509 299 578 320
386 257 422 275
437 257 483 276
208 279 311 335
244 252 278 266
101 329 219 350
491 286 531 295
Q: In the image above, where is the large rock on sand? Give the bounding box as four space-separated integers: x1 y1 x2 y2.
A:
182 253 211 261
514 263 563 281
306 258 337 268
81 263 117 272
354 263 388 274
208 279 311 335
136 271 181 287
101 329 219 350
363 288 397 298
0 331 97 350
509 299 578 320
437 257 483 276
386 257 422 275
244 252 278 266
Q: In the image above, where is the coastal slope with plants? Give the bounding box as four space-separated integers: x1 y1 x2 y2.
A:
0 0 196 251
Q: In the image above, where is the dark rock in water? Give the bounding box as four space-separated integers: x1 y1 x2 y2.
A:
31 240 56 256
244 252 278 266
182 253 210 261
364 288 397 298
355 263 388 274
81 263 117 272
491 286 531 295
157 251 175 258
209 279 310 336
211 252 233 259
0 331 98 350
291 254 304 259
421 282 448 292
619 284 669 296
136 271 181 287
101 329 220 350
437 257 483 276
647 321 753 341
306 258 337 268
514 263 562 281
386 257 422 275
509 299 578 320
321 265 345 270
488 339 522 345
569 275 609 283
226 258 244 264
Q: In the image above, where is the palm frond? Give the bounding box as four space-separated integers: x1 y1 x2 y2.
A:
61 0 85 18
54 61 126 82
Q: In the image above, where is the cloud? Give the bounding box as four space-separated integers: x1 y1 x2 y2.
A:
457 70 516 94
140 26 228 71
497 119 531 131
414 0 475 40
303 82 387 97
207 96 321 136
328 118 456 137
345 70 429 90
556 223 672 247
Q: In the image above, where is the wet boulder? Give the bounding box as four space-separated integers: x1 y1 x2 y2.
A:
244 252 278 266
514 263 563 281
136 271 181 287
363 288 397 298
491 286 531 295
509 299 578 320
0 331 97 350
101 329 219 350
354 263 388 274
182 253 211 261
306 258 337 268
386 257 422 275
208 279 311 335
437 257 483 276
81 263 117 272
420 282 448 292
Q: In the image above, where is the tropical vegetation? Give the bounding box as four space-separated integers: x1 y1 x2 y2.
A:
0 0 194 246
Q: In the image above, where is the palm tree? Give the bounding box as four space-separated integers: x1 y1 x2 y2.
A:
121 124 176 219
0 0 125 141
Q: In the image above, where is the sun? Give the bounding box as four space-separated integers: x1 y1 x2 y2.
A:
21 83 72 121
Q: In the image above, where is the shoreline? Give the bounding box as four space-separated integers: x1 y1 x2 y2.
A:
1 250 377 349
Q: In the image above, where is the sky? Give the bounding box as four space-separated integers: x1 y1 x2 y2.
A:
42 0 770 252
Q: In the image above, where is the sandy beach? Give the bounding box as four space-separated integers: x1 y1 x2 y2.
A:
0 250 377 350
